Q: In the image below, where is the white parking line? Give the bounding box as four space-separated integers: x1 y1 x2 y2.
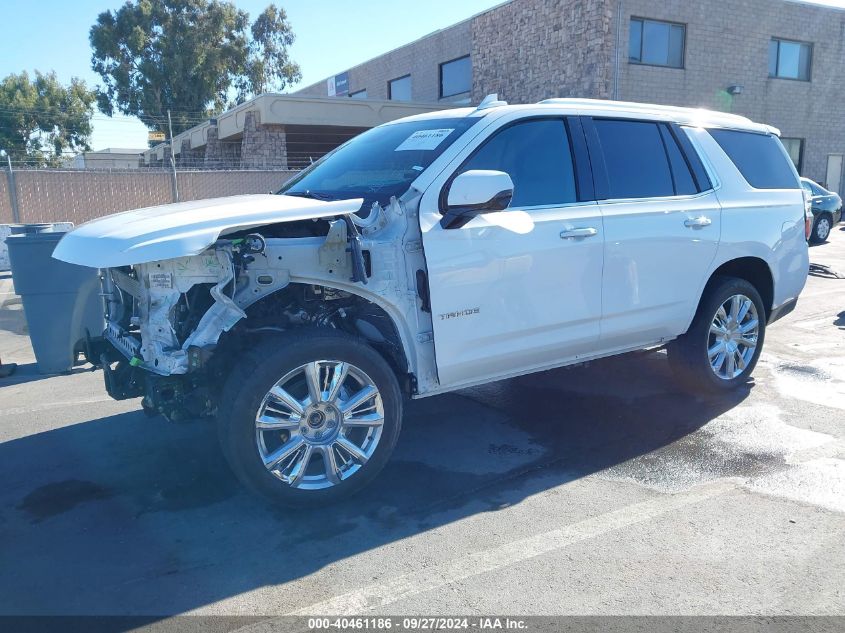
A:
0 397 117 417
279 481 733 617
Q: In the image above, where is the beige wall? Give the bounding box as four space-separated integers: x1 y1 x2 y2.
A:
296 21 472 102
0 169 299 225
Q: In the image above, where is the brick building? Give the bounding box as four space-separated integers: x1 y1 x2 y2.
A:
296 0 845 194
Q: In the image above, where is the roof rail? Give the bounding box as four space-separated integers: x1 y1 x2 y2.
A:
537 97 755 125
475 94 508 111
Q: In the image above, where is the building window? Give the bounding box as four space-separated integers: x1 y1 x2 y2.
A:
629 18 685 68
439 55 471 98
388 75 412 101
781 137 804 173
769 38 812 81
349 89 368 100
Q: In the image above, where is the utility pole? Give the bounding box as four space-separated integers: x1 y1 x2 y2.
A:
167 110 179 203
1 149 20 224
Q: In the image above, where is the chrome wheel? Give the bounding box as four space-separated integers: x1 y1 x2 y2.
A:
816 216 831 241
255 360 384 490
707 294 759 380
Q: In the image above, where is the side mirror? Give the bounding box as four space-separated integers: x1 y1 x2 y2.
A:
441 170 514 229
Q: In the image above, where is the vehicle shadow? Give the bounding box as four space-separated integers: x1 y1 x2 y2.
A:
0 351 750 615
0 361 98 387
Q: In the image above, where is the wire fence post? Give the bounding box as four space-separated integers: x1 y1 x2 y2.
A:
167 110 179 203
5 155 20 223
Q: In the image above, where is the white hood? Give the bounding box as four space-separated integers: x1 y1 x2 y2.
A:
53 194 364 268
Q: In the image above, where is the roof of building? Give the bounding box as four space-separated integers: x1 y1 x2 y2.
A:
144 93 458 162
84 148 146 155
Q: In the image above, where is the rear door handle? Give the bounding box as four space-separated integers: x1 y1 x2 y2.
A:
684 216 712 228
560 227 598 239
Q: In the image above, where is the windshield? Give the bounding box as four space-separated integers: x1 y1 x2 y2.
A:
278 117 479 206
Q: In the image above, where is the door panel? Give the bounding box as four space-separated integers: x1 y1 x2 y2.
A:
584 117 721 348
420 115 603 389
424 203 603 387
598 192 721 347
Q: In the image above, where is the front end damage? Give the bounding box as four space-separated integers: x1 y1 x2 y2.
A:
79 196 436 421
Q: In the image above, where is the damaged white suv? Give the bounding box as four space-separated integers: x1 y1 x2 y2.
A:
55 97 809 506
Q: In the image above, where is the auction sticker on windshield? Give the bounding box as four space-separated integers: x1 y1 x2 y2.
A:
395 129 454 151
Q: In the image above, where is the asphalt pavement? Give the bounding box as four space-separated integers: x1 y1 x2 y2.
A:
1 228 844 617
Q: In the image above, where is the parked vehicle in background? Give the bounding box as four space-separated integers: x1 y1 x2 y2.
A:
53 97 810 506
801 177 842 244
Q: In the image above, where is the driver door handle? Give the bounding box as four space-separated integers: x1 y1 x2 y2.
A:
684 216 712 228
560 227 598 239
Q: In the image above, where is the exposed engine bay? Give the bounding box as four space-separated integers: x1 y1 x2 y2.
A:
90 195 437 421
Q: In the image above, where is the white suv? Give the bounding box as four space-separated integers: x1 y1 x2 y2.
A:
55 96 809 505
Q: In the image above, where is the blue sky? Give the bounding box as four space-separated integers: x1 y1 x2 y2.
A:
1 0 844 151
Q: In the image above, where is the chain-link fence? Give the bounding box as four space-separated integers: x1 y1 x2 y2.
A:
0 168 300 225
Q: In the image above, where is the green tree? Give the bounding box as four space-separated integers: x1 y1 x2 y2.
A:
0 71 95 166
90 0 302 134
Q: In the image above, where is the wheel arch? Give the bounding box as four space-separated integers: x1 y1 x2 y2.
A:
223 280 416 391
701 256 774 319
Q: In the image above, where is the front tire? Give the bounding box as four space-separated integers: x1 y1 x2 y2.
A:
217 329 403 507
668 277 766 394
810 213 833 244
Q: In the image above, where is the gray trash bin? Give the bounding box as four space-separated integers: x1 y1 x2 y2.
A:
6 232 104 374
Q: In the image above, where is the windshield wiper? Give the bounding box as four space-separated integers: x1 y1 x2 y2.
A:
281 190 335 201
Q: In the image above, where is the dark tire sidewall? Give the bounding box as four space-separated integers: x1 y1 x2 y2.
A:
674 277 766 393
218 331 403 506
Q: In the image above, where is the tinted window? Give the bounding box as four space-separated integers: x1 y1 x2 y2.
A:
593 119 674 198
629 18 684 68
280 117 478 207
457 119 577 207
769 38 812 81
710 129 799 189
388 75 412 101
440 56 471 98
659 125 698 195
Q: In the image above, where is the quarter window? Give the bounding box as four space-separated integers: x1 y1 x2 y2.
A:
710 129 799 189
629 18 685 68
388 75 412 101
440 55 471 98
769 38 812 81
593 119 675 198
456 119 578 207
780 137 804 173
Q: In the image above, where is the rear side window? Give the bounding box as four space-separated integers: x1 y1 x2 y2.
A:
593 119 674 198
709 129 799 189
456 119 577 207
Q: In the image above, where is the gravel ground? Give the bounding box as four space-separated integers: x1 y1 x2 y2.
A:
1 228 844 617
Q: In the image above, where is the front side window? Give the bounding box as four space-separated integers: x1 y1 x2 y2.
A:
388 75 412 101
709 129 800 189
279 117 479 207
454 119 577 208
769 38 812 81
440 55 471 98
629 18 685 68
593 119 675 199
780 137 804 173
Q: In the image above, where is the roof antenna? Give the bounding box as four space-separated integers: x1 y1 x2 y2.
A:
475 93 508 111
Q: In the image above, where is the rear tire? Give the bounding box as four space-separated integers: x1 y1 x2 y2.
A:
217 329 403 507
810 213 833 244
668 277 766 394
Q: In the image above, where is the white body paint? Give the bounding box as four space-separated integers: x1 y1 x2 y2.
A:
53 99 809 397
